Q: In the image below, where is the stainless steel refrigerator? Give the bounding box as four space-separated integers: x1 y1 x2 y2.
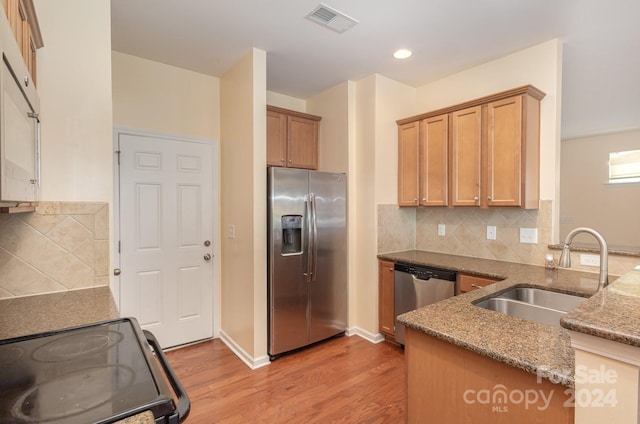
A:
267 167 347 358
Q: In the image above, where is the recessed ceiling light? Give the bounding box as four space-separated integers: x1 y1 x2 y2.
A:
393 49 412 59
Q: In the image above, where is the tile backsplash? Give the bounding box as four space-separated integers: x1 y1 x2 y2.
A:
378 201 639 276
0 202 109 299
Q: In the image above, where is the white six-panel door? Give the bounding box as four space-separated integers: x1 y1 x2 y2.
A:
118 131 214 348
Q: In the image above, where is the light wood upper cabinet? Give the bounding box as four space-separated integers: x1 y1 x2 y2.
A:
450 106 481 206
397 85 544 209
267 105 321 170
421 114 449 206
397 121 420 206
485 94 540 208
267 109 287 166
0 0 40 203
1 0 42 86
378 260 395 338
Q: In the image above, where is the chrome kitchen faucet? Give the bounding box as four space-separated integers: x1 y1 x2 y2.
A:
558 227 609 290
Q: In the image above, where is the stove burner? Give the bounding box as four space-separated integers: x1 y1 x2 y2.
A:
11 364 135 422
32 330 123 362
0 346 24 364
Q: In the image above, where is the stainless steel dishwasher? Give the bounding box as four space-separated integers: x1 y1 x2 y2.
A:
394 262 457 345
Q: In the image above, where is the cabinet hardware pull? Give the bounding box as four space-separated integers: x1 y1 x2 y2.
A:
487 196 492 201
24 75 29 87
473 196 479 201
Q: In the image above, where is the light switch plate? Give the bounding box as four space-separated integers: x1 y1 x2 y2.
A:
519 228 538 244
227 224 236 239
486 226 497 240
438 224 445 236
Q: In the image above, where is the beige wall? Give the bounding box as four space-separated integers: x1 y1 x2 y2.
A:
220 48 268 362
112 51 220 140
34 0 113 202
266 91 306 113
307 82 350 173
561 129 640 250
353 74 416 335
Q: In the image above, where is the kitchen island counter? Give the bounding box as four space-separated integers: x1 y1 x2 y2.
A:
380 250 612 387
0 286 119 340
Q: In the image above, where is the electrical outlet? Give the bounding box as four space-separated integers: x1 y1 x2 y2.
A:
227 224 236 239
438 224 445 236
486 226 496 240
580 254 600 267
519 228 538 244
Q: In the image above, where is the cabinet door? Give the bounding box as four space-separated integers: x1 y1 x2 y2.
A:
486 95 523 207
420 115 448 206
450 106 482 206
1 59 37 201
398 121 420 206
287 115 318 169
266 110 287 167
378 260 395 337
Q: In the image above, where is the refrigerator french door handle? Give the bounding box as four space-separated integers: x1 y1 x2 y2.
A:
310 193 318 282
303 195 313 282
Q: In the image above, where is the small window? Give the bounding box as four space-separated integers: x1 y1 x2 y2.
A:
609 149 640 183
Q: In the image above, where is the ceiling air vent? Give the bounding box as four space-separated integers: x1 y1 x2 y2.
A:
305 3 359 34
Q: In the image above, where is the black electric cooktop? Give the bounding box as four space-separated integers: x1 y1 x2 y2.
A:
0 318 189 424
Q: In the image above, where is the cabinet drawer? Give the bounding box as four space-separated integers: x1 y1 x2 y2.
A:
458 273 501 293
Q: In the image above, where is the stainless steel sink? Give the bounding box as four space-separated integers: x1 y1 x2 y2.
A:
473 287 588 327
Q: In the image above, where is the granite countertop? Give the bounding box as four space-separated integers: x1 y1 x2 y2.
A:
379 250 611 387
561 268 640 346
0 286 120 340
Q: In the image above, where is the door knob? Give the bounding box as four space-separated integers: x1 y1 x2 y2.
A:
204 253 212 261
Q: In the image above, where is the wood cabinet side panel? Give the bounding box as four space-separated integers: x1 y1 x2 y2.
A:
406 329 574 424
524 94 541 209
398 122 420 206
378 260 395 337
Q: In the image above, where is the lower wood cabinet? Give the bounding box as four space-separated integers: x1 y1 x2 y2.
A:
458 273 502 294
406 329 573 424
378 260 395 338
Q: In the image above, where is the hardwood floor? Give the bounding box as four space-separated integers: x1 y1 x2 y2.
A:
165 335 406 423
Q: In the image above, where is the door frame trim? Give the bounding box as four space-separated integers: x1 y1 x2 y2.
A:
112 126 221 338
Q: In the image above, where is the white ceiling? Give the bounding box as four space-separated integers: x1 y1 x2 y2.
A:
111 0 640 140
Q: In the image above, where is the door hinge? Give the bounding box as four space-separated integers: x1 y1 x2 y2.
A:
115 150 121 165
118 240 121 253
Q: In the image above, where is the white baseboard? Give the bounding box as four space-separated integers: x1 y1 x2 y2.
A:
219 330 271 370
219 327 386 370
346 326 386 344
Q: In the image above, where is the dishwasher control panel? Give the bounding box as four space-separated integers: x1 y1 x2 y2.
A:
394 262 457 281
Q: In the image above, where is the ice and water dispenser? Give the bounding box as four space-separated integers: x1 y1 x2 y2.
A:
281 215 302 255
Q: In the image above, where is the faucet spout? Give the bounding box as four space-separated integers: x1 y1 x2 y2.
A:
558 227 609 290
